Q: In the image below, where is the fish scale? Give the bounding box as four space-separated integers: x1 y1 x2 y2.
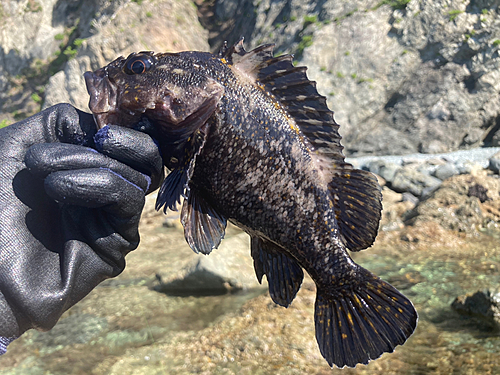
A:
84 39 418 368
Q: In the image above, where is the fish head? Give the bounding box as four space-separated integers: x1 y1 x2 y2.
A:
84 51 224 139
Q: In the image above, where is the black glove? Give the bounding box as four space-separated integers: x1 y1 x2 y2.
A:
0 104 163 353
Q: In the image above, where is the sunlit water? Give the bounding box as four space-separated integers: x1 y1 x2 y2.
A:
1 225 500 374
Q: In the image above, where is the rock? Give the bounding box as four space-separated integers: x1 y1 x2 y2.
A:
154 232 265 295
468 183 490 203
391 167 442 197
488 151 500 173
31 314 108 348
380 187 416 232
0 0 124 118
452 289 500 328
456 161 484 175
43 56 92 111
366 160 400 184
405 171 500 233
204 0 500 157
433 163 460 180
401 192 419 206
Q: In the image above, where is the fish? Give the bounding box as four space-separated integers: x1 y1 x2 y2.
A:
84 39 418 368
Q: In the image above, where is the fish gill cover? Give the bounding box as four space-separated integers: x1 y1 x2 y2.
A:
84 38 418 368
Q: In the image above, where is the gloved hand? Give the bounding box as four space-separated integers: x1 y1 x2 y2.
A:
0 103 164 354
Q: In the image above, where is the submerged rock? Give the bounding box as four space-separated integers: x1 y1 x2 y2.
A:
154 232 265 295
452 289 500 328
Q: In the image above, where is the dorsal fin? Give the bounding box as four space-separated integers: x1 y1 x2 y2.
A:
220 40 382 250
220 39 345 163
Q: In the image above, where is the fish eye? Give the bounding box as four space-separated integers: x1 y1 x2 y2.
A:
124 54 155 75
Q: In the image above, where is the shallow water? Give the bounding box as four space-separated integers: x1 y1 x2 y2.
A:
1 224 500 374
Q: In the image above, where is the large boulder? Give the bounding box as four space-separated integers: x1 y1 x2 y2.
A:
208 0 500 156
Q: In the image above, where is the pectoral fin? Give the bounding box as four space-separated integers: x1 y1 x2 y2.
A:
155 130 207 212
180 190 227 255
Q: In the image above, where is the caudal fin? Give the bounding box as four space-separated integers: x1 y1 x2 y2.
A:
314 267 417 368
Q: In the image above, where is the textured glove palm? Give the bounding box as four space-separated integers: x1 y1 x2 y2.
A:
0 104 163 347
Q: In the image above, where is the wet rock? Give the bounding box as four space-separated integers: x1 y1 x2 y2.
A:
32 314 108 348
154 232 265 295
452 289 500 328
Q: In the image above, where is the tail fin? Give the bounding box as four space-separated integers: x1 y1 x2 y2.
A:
314 267 417 368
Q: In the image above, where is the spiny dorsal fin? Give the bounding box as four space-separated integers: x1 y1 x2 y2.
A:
258 53 383 250
220 37 276 81
220 39 345 162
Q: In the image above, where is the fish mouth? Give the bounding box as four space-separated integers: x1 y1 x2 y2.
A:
84 69 118 129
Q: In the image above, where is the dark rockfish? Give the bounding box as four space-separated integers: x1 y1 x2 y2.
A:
84 40 418 368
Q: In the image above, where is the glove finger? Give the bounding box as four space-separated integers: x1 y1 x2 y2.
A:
25 143 152 193
44 168 145 218
94 125 164 193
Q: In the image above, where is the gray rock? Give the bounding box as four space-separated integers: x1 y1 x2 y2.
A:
154 232 265 295
456 161 484 175
488 151 500 173
434 163 460 180
401 192 419 205
43 0 210 111
366 160 400 184
391 167 442 197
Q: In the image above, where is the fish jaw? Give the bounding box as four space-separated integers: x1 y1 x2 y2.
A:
84 61 155 129
84 67 119 129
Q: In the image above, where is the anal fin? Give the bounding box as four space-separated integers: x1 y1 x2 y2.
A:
181 190 227 255
251 237 304 307
314 266 417 368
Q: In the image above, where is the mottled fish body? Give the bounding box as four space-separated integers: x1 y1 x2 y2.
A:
84 40 418 368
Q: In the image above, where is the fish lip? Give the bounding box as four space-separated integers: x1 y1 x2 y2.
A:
84 69 118 129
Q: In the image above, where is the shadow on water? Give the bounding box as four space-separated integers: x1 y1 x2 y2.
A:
158 289 267 332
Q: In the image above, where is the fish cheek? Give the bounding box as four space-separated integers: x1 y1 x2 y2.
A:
147 78 224 139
